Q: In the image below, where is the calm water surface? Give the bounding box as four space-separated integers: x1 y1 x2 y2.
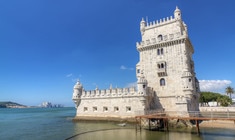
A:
0 107 234 140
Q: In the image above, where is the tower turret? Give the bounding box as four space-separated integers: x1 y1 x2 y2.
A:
72 80 83 107
140 18 146 35
174 6 181 20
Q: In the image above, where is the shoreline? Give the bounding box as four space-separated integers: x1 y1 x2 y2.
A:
199 120 235 129
73 116 235 130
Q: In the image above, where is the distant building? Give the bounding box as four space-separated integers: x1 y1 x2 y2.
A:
41 102 53 108
208 101 218 107
72 7 200 120
232 99 235 105
40 102 63 108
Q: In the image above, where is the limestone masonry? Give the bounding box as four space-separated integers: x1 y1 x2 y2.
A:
72 7 200 120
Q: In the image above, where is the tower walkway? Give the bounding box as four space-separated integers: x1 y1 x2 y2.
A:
135 111 235 134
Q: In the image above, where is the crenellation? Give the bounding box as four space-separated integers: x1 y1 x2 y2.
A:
144 16 176 30
117 88 123 94
76 87 140 99
106 89 111 94
91 90 95 95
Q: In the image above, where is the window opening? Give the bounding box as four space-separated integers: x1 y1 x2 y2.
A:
114 107 119 112
158 35 163 41
126 106 131 112
93 107 97 112
160 78 165 86
84 107 88 112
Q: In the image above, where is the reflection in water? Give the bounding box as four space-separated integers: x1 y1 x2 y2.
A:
69 129 205 140
67 121 235 140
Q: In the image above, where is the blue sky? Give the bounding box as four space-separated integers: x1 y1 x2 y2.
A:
0 0 235 106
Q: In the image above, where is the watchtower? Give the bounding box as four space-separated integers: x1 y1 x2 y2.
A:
136 7 200 113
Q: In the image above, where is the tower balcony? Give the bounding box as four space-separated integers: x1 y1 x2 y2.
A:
157 60 167 77
157 68 167 77
158 68 166 73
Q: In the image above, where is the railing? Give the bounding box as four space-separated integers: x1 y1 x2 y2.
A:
135 110 235 119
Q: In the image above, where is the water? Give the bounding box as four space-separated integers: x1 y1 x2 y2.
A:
0 107 234 140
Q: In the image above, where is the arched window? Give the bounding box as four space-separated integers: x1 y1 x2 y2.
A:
189 78 192 82
157 48 164 55
158 64 161 69
158 35 163 41
160 78 165 86
161 63 164 68
161 48 164 54
157 49 160 55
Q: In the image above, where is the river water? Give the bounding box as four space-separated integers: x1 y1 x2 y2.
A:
0 107 234 140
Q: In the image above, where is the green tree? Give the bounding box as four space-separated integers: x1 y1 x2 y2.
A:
225 86 234 99
217 96 232 107
199 92 232 107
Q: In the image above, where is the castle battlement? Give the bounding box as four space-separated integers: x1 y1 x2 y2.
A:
78 87 144 99
145 16 175 29
137 6 189 50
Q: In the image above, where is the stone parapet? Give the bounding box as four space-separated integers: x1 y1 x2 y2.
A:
79 87 143 99
136 36 187 51
145 16 175 29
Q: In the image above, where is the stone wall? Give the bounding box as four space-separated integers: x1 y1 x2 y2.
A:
75 95 146 118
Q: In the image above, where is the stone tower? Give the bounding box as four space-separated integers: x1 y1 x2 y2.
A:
136 7 200 113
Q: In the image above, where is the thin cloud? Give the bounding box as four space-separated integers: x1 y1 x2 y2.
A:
120 65 127 70
120 65 134 70
70 74 82 82
199 80 232 92
66 73 73 78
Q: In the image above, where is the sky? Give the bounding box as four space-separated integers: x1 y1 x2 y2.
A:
0 0 235 107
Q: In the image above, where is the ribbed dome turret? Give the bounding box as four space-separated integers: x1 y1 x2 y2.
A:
74 80 83 89
174 6 181 13
174 6 181 20
140 18 146 35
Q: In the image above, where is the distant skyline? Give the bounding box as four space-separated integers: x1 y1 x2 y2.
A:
1 0 235 106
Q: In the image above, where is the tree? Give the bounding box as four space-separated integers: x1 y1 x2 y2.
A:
217 96 232 107
225 86 234 99
199 92 232 107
